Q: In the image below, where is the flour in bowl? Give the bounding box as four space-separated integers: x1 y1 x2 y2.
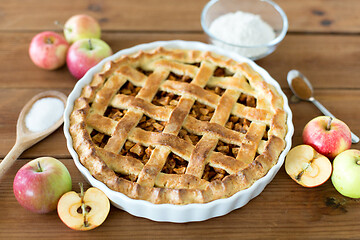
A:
209 11 275 58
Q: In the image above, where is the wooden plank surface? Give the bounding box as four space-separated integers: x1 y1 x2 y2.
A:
0 0 359 239
1 32 360 89
1 159 359 239
0 0 359 33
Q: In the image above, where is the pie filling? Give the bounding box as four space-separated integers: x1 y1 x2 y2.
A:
89 66 266 184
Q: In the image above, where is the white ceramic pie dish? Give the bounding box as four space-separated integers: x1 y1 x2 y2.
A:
63 40 293 223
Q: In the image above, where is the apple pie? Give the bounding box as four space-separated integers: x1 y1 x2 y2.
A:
69 47 287 204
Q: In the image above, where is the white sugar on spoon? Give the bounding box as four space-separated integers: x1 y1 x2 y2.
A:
0 91 67 180
25 97 64 132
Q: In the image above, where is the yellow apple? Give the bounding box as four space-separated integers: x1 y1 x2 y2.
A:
331 149 360 198
64 14 101 44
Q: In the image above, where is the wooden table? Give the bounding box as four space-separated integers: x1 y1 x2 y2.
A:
1 0 359 239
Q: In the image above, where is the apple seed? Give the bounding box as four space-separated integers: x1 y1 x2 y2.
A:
77 205 91 214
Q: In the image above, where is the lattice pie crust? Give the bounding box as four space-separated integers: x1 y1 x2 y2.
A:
70 47 287 204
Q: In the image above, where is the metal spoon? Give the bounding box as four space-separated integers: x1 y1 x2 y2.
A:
0 91 67 181
287 69 359 144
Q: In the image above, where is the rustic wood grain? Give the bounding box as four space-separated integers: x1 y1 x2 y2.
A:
279 0 360 33
0 0 359 239
0 0 359 33
257 34 360 89
1 33 359 89
0 159 359 240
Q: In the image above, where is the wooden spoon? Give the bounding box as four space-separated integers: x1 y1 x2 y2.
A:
0 90 67 180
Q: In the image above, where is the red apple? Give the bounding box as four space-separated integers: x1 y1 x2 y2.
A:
29 31 69 70
66 38 112 79
13 157 72 214
64 14 101 44
302 116 351 159
285 144 332 187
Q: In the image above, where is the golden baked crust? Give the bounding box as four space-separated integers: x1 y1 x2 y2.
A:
69 47 287 204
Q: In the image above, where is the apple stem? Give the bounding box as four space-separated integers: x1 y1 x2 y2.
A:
37 161 43 172
326 117 333 131
54 20 64 30
54 20 62 28
88 39 93 50
79 182 84 199
54 20 71 32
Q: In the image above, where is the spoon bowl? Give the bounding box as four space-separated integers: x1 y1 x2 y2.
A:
287 70 359 144
287 69 314 100
0 90 67 180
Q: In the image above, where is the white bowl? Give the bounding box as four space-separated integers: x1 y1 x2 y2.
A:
63 40 293 223
201 0 288 60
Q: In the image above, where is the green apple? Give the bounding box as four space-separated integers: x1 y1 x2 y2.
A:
331 149 360 198
64 14 101 44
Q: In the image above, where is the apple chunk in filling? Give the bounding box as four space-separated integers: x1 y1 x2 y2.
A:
285 144 332 188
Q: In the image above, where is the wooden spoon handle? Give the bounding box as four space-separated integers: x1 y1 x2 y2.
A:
0 142 25 181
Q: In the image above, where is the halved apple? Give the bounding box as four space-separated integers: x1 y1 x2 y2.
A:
285 144 332 187
57 184 110 231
